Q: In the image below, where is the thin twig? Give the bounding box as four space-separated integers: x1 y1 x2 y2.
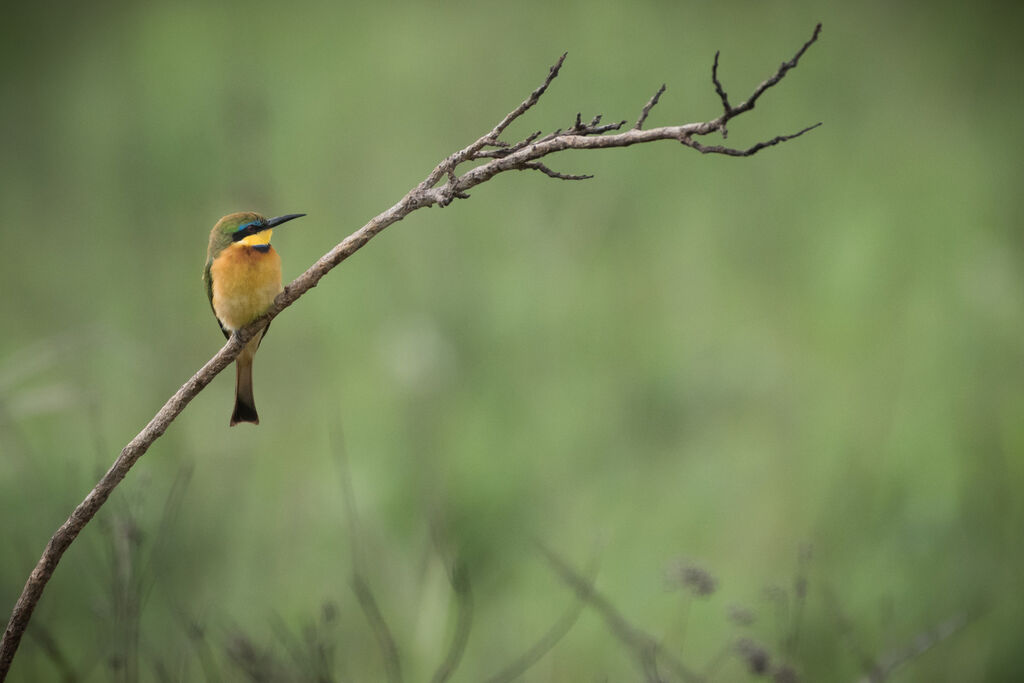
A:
517 162 594 180
681 123 822 157
0 26 822 678
722 23 822 123
711 51 731 109
635 84 667 129
476 131 543 159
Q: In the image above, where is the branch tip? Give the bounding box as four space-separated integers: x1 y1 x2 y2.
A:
726 22 823 119
634 83 666 129
711 50 731 114
683 121 821 156
520 162 593 181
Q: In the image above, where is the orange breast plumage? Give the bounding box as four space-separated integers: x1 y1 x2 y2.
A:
209 243 283 331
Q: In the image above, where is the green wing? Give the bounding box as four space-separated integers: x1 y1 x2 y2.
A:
203 258 229 340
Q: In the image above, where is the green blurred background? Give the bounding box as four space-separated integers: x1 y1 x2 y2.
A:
2 1 1022 680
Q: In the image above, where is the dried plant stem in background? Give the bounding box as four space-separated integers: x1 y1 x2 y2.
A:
334 430 403 683
0 24 822 679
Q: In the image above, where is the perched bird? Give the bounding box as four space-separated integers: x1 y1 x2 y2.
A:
203 211 305 425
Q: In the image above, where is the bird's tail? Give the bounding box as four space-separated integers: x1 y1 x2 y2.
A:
230 341 260 426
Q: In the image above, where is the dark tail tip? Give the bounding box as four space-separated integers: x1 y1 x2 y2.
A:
230 400 260 426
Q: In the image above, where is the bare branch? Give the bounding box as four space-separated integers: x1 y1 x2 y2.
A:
726 23 822 121
419 52 568 195
681 122 822 157
489 53 568 143
0 337 245 679
0 26 822 678
711 52 732 115
635 84 667 129
537 128 562 143
477 131 544 158
517 162 593 180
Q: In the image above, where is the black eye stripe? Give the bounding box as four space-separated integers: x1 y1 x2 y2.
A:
231 220 268 242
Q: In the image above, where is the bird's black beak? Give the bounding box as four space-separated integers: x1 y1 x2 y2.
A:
265 213 306 229
232 213 306 242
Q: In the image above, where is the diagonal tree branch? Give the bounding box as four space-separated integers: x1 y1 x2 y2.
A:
0 24 822 679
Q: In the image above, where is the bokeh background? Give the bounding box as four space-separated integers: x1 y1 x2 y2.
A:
2 1 1022 681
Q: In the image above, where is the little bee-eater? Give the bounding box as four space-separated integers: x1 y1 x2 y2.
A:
203 211 304 426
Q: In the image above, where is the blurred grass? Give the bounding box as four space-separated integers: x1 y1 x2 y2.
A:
2 0 1023 680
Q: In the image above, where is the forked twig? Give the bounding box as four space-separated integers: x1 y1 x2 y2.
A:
681 123 822 156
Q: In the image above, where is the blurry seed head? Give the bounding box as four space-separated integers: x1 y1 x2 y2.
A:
665 558 717 597
736 637 771 676
321 602 338 624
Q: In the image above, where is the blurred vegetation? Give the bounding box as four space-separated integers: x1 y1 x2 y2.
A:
2 0 1023 681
